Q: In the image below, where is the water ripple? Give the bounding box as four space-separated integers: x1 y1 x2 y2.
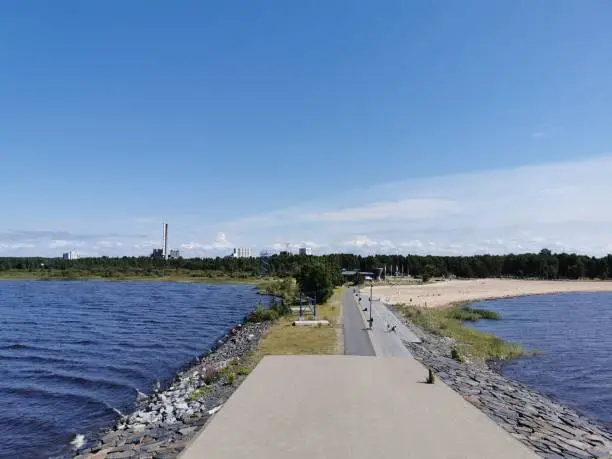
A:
470 292 612 426
0 280 263 459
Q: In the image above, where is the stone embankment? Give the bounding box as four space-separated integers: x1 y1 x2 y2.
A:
70 321 272 459
392 307 612 459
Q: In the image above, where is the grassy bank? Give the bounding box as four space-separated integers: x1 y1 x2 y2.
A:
254 278 297 299
251 287 343 361
396 302 524 362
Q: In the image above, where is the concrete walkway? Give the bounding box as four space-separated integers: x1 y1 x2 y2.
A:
355 289 420 357
180 355 538 459
342 288 375 356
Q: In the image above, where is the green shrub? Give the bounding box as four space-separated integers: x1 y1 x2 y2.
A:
235 364 250 376
202 367 220 385
245 304 279 323
451 347 464 363
189 385 212 400
449 306 500 322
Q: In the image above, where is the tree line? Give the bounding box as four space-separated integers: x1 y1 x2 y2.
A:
1 249 611 280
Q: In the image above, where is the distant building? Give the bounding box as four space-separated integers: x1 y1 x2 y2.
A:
232 247 252 258
62 251 79 260
150 248 164 259
299 247 312 256
150 248 180 259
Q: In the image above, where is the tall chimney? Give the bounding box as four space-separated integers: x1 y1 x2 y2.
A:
164 223 169 259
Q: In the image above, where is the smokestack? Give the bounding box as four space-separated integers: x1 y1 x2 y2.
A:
164 223 169 260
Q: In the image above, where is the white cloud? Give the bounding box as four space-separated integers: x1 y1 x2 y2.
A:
342 236 394 250
214 155 612 256
6 156 612 257
343 236 378 248
300 198 459 222
181 232 233 253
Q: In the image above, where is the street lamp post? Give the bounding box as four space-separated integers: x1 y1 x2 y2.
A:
369 280 373 328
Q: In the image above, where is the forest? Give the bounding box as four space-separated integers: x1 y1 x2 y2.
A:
0 249 611 280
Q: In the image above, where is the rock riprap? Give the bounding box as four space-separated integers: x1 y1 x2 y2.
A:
391 305 612 459
70 321 271 459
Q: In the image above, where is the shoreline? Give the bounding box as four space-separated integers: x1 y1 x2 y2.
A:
375 278 612 309
57 283 612 458
67 320 273 459
386 303 612 458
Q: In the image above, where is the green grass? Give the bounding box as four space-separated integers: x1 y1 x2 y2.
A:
448 306 501 322
397 303 523 362
250 288 342 362
188 385 213 400
244 304 280 323
255 278 298 299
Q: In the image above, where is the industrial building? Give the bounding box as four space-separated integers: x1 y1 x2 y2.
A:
62 251 79 260
232 247 252 258
150 222 180 259
299 247 312 256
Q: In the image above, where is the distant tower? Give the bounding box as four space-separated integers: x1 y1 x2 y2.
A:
162 222 169 260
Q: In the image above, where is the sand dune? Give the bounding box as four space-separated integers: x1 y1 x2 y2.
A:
369 278 612 308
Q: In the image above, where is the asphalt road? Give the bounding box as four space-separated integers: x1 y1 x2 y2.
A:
342 288 375 356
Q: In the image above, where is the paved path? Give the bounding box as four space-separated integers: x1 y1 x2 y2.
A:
353 289 420 357
180 356 539 459
342 288 375 356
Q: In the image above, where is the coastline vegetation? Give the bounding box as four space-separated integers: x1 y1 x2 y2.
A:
3 247 612 282
232 265 344 378
397 303 524 362
190 284 343 395
255 278 297 300
0 268 260 283
254 287 343 357
188 385 212 401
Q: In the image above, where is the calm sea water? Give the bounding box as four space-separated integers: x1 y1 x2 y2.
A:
469 292 612 428
0 281 265 459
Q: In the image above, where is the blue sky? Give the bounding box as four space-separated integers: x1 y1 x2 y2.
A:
2 1 612 257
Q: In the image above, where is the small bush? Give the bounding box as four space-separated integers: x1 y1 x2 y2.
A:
189 386 212 400
202 367 220 385
225 372 236 385
245 304 279 323
235 364 250 376
449 306 500 322
451 347 464 363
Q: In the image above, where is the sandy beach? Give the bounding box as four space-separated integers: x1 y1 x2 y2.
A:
369 278 612 308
